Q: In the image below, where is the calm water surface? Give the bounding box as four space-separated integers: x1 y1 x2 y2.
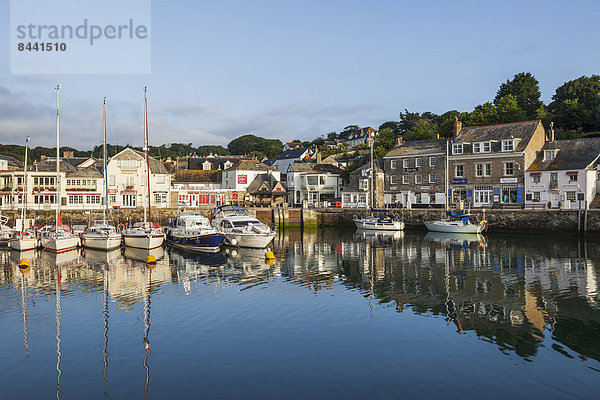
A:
1 229 599 399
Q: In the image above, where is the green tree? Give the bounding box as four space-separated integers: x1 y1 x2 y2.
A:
404 119 438 141
227 134 283 159
339 125 361 139
548 75 600 132
378 121 401 135
466 102 498 126
495 72 543 119
372 128 396 158
496 95 527 123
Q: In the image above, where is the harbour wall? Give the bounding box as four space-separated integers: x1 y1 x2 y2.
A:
3 207 599 233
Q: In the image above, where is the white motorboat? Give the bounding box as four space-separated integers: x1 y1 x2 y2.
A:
424 211 486 234
210 205 276 248
123 88 165 250
82 99 122 251
166 211 227 252
354 215 404 230
82 220 122 250
41 85 79 253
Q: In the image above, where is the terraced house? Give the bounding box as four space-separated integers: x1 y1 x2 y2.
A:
383 138 447 208
448 119 546 208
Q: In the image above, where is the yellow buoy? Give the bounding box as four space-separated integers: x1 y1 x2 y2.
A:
265 250 275 260
146 255 157 269
19 258 30 269
265 258 275 266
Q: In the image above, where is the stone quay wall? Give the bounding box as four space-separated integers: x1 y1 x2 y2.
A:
3 206 599 233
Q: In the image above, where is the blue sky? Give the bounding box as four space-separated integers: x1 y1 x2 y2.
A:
0 0 599 150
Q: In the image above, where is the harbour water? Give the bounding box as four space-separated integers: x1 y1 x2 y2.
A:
1 229 599 399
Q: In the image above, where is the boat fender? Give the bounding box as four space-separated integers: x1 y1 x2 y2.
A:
230 238 238 246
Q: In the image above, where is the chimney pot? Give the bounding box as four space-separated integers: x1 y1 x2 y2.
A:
396 136 403 145
454 117 462 136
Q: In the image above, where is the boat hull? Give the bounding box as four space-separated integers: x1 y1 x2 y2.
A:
166 233 227 252
122 233 165 250
41 236 80 253
424 221 484 234
354 219 404 231
9 237 37 251
82 234 122 251
225 232 276 248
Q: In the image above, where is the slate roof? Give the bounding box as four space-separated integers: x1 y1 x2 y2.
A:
455 120 542 152
277 148 308 160
36 160 78 173
0 155 24 168
288 162 343 174
527 138 600 172
384 138 448 158
112 148 169 174
225 160 277 172
349 158 384 175
246 174 286 194
66 166 103 178
174 169 222 183
187 156 247 170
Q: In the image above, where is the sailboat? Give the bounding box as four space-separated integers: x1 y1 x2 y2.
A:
40 85 80 253
82 98 122 250
424 138 487 234
10 137 37 251
354 131 404 231
122 87 165 250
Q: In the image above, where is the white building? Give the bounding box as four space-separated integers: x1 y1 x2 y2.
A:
271 148 309 174
222 160 281 191
105 148 172 209
525 138 600 209
286 162 343 207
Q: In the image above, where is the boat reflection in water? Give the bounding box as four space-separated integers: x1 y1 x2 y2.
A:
424 231 486 246
84 248 122 265
41 248 81 266
123 246 165 263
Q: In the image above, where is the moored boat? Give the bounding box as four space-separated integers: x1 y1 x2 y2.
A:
354 214 404 230
82 220 122 250
424 211 486 234
210 205 276 248
166 211 226 252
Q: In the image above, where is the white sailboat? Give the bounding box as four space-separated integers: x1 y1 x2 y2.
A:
122 87 165 250
40 85 80 253
82 98 122 250
354 130 404 231
10 137 37 251
424 137 487 234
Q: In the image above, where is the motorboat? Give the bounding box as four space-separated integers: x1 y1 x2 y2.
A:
210 205 276 248
82 220 122 250
354 214 404 231
166 211 227 252
424 211 487 234
122 222 165 250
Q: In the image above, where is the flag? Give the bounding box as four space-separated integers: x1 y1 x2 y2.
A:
57 212 62 228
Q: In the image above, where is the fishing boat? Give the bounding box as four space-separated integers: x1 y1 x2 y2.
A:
353 130 404 231
40 85 80 253
9 137 37 251
82 98 121 250
166 211 227 252
210 205 276 248
424 139 487 234
122 88 165 250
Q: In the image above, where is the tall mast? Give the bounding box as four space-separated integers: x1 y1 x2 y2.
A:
370 131 374 211
56 85 61 229
145 87 152 224
445 138 449 212
103 98 108 225
21 137 30 233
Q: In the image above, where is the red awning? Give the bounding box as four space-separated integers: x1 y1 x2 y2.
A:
529 172 542 176
566 171 579 175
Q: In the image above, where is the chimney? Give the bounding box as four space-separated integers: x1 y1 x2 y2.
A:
454 117 462 136
316 151 322 164
396 136 403 145
549 122 555 142
63 150 74 158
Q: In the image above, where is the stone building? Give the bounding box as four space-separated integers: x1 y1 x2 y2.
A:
383 138 447 208
448 119 546 209
344 159 385 208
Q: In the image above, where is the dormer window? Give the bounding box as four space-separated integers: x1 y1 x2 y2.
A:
473 141 491 153
544 150 556 161
202 160 212 170
502 140 514 152
452 143 463 155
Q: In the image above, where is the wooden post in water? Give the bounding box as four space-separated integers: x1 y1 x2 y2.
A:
584 202 588 236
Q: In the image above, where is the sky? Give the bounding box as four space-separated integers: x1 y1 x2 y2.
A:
0 0 599 150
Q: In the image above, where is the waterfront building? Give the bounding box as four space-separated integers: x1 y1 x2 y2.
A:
286 162 343 207
383 137 447 208
343 158 385 208
271 148 311 174
525 137 600 209
245 174 287 206
0 155 24 171
105 148 172 209
448 119 546 209
222 160 281 192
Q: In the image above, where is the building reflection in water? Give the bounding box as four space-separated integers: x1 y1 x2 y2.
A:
0 229 599 370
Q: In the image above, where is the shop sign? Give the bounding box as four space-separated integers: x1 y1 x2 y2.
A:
500 178 518 184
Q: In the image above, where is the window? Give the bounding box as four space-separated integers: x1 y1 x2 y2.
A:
68 195 84 204
502 140 514 151
544 150 556 161
484 164 491 177
504 162 514 176
125 176 135 186
122 194 136 207
473 143 481 153
390 160 397 169
567 192 576 201
389 176 397 185
550 172 558 189
109 194 116 204
455 165 464 177
476 164 483 177
415 174 422 184
402 159 409 168
120 159 139 171
533 192 540 202
429 157 436 166
569 174 578 182
429 174 436 183
415 158 422 168
452 143 463 154
109 175 116 186
86 195 101 204
154 192 167 204
532 175 540 183
402 175 408 184
482 142 491 152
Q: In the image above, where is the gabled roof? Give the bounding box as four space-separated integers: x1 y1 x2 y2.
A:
350 158 384 175
66 166 103 178
288 162 343 175
36 159 77 172
456 120 542 152
246 174 286 194
111 148 169 174
277 148 308 160
225 160 277 172
0 155 24 168
384 138 448 158
527 138 600 172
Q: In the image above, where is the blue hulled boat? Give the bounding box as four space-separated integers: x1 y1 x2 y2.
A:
166 211 227 252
